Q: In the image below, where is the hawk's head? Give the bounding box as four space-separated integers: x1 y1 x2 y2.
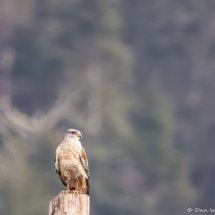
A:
65 128 82 139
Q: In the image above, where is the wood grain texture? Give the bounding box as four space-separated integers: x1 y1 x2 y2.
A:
49 192 90 215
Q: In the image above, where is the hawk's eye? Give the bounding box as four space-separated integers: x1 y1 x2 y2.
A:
72 132 76 135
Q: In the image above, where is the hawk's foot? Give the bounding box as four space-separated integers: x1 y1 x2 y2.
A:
72 190 82 194
61 190 72 193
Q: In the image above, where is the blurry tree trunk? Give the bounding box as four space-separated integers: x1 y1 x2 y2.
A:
87 49 102 135
0 0 16 35
49 192 90 215
0 0 17 105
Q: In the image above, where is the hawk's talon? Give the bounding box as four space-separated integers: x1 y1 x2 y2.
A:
61 190 72 193
72 190 82 194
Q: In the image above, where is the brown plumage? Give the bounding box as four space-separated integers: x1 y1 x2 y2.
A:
54 129 90 195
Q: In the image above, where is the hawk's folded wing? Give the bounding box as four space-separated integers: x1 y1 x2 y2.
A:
80 147 90 195
54 151 66 187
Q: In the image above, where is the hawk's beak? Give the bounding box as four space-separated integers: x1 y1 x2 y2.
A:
77 132 82 139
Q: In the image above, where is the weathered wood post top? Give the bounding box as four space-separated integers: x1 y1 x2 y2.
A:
49 192 90 215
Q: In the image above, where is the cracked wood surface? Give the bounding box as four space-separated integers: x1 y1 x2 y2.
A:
49 192 89 215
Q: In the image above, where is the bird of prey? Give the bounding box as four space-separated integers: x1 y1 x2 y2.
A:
54 128 89 195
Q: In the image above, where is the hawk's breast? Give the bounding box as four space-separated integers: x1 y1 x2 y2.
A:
57 140 84 179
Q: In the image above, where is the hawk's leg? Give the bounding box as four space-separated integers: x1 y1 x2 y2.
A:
72 180 82 194
65 179 72 193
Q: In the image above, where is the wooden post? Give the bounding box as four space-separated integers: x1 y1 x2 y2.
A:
49 192 90 215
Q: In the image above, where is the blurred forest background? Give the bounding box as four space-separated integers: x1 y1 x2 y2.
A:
0 0 214 215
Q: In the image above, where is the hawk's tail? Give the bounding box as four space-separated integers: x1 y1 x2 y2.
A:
82 178 90 195
86 178 90 195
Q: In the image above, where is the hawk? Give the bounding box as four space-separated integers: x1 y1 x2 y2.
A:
54 128 90 195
